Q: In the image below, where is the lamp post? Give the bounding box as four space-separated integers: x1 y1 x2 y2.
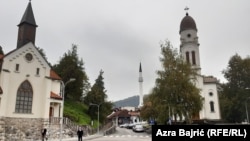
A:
89 103 102 134
245 97 250 124
59 78 76 141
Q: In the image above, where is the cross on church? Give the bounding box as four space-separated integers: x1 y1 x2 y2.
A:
184 6 189 12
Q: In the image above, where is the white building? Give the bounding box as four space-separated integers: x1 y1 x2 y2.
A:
179 11 221 120
0 2 64 140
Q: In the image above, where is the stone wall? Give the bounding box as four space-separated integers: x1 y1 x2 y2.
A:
0 117 75 141
0 118 5 141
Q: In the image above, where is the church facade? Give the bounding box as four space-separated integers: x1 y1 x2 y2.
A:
179 12 221 121
0 2 64 140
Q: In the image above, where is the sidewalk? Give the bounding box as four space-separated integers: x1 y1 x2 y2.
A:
49 133 103 141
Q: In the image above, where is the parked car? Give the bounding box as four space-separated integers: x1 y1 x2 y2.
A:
119 123 129 128
127 122 136 129
132 124 144 132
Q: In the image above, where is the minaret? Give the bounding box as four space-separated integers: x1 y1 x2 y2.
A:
17 1 37 48
138 62 143 107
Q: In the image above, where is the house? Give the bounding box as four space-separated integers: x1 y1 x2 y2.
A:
0 2 65 140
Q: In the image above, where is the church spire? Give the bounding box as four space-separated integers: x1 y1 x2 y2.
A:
139 62 142 72
17 1 37 48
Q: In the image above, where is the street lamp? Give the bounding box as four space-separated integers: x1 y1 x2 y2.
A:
59 78 76 141
89 102 102 134
245 97 250 124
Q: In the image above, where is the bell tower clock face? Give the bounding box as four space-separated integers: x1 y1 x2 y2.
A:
25 53 33 61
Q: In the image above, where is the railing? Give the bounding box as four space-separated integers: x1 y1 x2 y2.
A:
103 121 116 135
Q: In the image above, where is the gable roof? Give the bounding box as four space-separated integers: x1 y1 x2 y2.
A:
49 70 62 80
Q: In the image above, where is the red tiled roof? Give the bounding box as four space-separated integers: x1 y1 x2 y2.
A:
128 111 140 116
50 70 61 80
107 109 130 119
50 91 62 100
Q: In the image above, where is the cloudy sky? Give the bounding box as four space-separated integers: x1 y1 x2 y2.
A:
1 0 249 102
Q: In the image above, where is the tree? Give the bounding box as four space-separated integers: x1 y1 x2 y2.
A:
53 44 90 101
84 70 113 123
220 54 250 122
140 39 203 124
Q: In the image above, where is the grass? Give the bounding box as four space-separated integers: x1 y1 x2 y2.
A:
63 99 98 128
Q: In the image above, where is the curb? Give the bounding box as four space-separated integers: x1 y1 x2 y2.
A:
49 134 103 141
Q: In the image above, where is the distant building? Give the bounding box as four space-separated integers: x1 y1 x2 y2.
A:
179 11 221 120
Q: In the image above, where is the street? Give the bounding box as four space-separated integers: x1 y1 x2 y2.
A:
90 126 151 141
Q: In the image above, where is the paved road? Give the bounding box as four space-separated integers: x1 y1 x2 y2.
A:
52 126 151 141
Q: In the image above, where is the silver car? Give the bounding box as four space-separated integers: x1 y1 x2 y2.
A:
132 124 144 132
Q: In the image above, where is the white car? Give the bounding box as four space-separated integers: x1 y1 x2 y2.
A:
119 123 129 128
132 124 144 132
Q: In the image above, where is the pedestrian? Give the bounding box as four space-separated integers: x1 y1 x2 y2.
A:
77 127 84 141
41 128 47 141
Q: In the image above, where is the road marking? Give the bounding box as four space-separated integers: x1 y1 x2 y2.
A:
104 135 151 138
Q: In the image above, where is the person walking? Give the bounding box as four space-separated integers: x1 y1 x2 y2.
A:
77 127 84 141
41 128 47 141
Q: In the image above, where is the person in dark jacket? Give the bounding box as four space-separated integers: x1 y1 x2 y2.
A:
41 128 47 141
77 127 84 141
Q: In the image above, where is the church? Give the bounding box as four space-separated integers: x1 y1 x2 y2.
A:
179 10 221 121
0 1 66 140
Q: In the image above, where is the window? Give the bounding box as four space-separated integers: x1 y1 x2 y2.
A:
192 51 196 65
15 64 19 72
186 52 190 63
209 92 213 96
15 80 33 113
36 68 40 75
209 101 215 112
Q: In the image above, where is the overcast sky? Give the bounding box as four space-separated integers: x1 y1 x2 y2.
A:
1 0 250 102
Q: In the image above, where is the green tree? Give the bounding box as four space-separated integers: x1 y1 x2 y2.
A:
85 70 113 123
220 54 250 122
53 44 90 101
141 39 203 124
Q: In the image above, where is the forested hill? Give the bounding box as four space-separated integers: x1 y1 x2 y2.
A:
113 95 139 108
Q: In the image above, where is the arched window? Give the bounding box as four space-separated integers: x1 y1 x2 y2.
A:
15 80 33 113
186 51 190 63
192 51 196 65
209 101 215 112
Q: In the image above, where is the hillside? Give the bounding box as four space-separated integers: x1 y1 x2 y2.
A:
113 95 139 108
64 100 96 127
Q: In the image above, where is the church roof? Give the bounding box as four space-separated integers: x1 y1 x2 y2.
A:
18 1 37 27
203 76 218 83
180 13 197 33
50 70 62 80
